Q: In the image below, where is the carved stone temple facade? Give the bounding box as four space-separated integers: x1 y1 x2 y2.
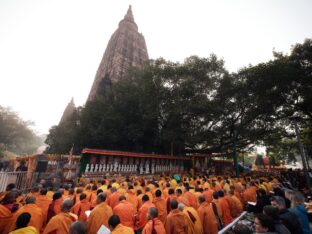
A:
87 5 149 101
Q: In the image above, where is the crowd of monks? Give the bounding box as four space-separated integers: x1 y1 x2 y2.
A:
0 175 283 234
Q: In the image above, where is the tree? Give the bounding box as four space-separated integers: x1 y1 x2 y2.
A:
0 106 41 155
255 154 265 167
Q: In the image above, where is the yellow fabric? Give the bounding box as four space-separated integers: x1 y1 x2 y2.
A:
9 226 38 234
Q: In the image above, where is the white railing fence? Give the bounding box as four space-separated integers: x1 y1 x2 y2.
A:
0 171 41 192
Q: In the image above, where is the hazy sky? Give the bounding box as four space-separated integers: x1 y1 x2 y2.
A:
1 0 311 135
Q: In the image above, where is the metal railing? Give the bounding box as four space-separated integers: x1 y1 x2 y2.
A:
0 171 38 192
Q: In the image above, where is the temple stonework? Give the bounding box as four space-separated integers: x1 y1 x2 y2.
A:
87 5 149 101
59 98 76 124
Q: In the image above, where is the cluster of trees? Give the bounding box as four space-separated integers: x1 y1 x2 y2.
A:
45 39 312 162
0 106 42 157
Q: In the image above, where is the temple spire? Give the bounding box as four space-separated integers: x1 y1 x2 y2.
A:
59 97 76 124
124 5 134 22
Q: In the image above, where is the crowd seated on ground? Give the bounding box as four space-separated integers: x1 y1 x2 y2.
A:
0 172 312 234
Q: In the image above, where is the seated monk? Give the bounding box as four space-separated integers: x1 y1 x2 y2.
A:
198 195 218 234
176 189 190 207
47 192 63 222
136 195 156 232
152 190 167 223
43 198 77 234
9 196 43 233
0 192 19 234
107 187 121 209
125 186 138 213
68 221 87 234
113 195 135 229
36 188 52 227
108 215 134 234
142 207 166 234
71 193 91 222
178 202 203 234
9 212 38 234
218 190 233 226
87 192 112 234
164 199 188 234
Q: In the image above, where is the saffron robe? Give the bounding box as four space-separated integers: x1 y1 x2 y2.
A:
36 195 52 226
113 200 135 229
9 226 39 234
164 209 188 234
111 224 134 234
43 212 76 234
137 201 155 230
152 197 167 223
71 199 91 221
142 218 166 234
87 202 113 234
183 206 203 234
219 197 233 226
0 204 14 234
197 202 218 234
107 192 121 209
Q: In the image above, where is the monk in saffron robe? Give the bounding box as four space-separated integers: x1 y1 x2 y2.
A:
113 195 135 229
164 199 188 234
9 196 43 233
197 195 218 234
136 195 155 232
125 186 138 213
183 185 197 209
152 190 167 223
142 207 166 234
179 203 203 234
145 187 154 202
224 192 239 218
109 215 134 234
218 190 233 226
43 198 77 234
36 188 52 227
0 192 18 234
176 189 190 207
203 188 214 204
107 187 121 209
137 190 144 209
87 193 113 234
166 188 177 214
47 192 63 222
71 193 91 222
9 212 39 234
229 190 243 215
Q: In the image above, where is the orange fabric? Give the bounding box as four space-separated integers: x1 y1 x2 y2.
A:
126 190 138 213
53 198 63 215
219 197 233 226
43 212 76 234
137 194 144 209
225 195 238 218
9 226 39 234
152 197 167 223
137 201 155 230
107 192 121 209
177 196 190 207
164 209 188 234
197 202 218 234
203 190 213 203
0 204 14 234
184 192 197 209
111 224 134 234
231 195 243 215
71 199 91 221
87 202 113 234
46 191 54 200
146 192 153 202
113 200 135 229
183 206 203 234
36 195 51 226
142 218 166 234
242 187 256 203
9 204 43 233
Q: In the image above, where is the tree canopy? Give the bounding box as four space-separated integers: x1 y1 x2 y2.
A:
45 39 312 161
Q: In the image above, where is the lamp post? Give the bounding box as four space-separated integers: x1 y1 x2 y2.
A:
233 127 239 178
290 116 311 189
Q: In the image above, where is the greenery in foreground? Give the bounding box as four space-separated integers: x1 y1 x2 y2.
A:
45 39 312 162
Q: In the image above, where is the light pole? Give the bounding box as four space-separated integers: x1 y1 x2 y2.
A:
290 116 311 189
233 127 239 178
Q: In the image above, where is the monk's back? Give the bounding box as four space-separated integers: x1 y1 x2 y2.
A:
164 209 188 234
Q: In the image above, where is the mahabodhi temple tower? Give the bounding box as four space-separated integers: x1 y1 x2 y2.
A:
87 5 149 101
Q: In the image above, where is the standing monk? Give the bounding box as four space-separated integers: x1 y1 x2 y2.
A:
197 195 218 234
9 196 43 233
113 195 135 229
142 207 166 234
164 199 188 234
87 193 113 234
152 190 167 223
43 198 77 234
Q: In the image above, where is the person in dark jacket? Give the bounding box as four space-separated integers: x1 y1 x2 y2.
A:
247 188 270 213
290 191 312 234
263 205 290 234
270 196 304 234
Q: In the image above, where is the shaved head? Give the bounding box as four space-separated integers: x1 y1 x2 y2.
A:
69 221 87 234
25 196 36 204
199 195 206 204
148 207 158 219
61 198 73 212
